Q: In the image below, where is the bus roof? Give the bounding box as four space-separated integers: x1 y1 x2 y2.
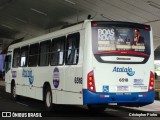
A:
8 20 88 49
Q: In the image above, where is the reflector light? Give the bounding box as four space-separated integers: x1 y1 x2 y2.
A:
142 94 147 97
89 82 93 86
92 23 97 27
89 76 93 81
100 95 105 98
120 51 127 54
139 94 147 97
148 71 154 92
151 82 154 85
90 86 94 90
145 27 150 30
138 95 143 97
87 71 96 92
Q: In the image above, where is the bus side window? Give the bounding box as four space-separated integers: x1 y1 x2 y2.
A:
28 43 39 67
65 33 80 65
4 55 11 73
20 46 29 67
12 48 20 68
51 36 65 66
39 40 51 66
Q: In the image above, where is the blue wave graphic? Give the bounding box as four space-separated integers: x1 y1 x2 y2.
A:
29 76 34 85
127 71 135 76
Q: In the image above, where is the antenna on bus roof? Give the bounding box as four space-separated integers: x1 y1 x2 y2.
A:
87 13 97 20
87 14 92 19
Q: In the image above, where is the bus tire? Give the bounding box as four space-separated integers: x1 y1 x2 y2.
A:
44 87 52 111
87 105 106 112
11 82 18 101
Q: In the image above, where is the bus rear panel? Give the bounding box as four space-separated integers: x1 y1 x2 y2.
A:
83 21 154 107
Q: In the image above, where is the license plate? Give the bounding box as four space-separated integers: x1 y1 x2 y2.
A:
117 86 129 91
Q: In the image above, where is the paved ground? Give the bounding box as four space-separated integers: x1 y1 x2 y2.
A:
0 81 159 120
0 81 5 87
123 100 160 114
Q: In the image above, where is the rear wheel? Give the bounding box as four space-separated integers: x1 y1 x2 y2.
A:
11 83 18 100
44 87 52 111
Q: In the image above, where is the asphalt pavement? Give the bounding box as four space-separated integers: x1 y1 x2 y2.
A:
0 82 159 120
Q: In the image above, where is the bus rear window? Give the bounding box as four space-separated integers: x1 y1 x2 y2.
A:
92 23 151 55
91 22 151 64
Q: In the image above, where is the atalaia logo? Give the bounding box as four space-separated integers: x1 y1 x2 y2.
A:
112 67 135 76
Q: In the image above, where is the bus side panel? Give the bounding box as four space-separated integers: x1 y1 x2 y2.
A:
82 22 93 91
10 69 27 96
56 30 84 105
5 83 10 93
33 67 52 101
5 22 86 105
5 71 12 93
54 66 65 104
13 67 49 101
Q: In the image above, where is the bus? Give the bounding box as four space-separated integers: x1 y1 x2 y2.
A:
4 20 154 111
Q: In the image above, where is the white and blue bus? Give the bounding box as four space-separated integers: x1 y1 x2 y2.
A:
4 20 154 111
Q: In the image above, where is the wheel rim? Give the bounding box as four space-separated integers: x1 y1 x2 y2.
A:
46 91 51 108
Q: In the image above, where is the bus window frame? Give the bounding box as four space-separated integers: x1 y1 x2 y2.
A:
20 45 29 67
12 48 21 68
39 40 51 66
50 36 66 66
28 43 39 67
65 32 80 65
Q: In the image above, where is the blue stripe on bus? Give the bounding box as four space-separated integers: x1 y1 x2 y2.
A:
83 89 154 106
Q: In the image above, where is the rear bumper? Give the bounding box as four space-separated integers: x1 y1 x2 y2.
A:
83 89 154 107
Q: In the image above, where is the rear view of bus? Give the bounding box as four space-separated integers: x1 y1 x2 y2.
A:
83 21 154 108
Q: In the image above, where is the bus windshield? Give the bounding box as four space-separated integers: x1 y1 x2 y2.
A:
91 21 151 63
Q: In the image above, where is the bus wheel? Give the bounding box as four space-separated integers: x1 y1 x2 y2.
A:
87 105 106 112
44 87 52 111
11 83 18 100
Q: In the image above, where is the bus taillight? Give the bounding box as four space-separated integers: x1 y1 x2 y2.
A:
148 71 154 92
145 26 150 31
87 71 96 92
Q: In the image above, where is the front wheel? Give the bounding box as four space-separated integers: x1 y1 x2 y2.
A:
44 87 52 111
